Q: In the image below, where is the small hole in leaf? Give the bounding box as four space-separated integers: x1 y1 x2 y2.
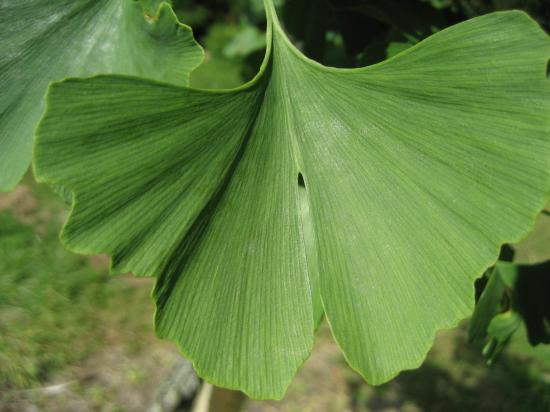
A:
298 173 305 188
547 59 550 78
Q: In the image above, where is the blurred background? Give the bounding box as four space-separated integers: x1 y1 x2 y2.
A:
2 0 550 411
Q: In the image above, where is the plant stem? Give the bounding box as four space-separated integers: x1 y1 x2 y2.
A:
192 383 246 412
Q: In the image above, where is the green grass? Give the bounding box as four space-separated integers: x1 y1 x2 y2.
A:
0 186 152 390
0 210 96 387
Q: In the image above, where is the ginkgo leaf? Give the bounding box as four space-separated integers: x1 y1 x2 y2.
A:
0 0 203 191
497 261 550 345
34 0 550 400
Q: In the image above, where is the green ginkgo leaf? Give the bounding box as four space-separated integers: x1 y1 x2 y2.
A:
0 0 203 191
34 0 550 399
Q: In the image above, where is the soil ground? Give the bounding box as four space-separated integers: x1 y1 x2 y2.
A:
1 182 550 412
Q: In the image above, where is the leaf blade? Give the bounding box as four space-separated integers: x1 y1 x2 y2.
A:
33 6 550 398
0 0 203 190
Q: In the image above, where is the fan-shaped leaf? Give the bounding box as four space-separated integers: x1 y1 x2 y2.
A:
34 1 550 399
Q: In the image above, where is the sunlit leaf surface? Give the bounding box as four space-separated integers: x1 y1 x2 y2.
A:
34 1 550 399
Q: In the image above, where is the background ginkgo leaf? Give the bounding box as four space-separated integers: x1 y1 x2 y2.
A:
34 0 550 400
0 0 203 191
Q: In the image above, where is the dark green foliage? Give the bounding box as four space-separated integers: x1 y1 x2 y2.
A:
176 0 549 75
